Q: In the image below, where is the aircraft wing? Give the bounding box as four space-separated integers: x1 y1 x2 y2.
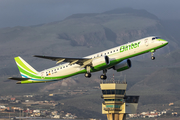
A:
34 55 92 66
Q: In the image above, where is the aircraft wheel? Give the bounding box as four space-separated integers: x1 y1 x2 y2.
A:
151 56 155 60
85 73 91 78
100 75 107 80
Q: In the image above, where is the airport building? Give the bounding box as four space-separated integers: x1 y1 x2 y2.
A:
100 80 139 120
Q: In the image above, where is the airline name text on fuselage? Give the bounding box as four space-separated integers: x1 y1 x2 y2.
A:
120 41 141 53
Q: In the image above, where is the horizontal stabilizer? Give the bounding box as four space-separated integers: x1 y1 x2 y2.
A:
8 77 31 81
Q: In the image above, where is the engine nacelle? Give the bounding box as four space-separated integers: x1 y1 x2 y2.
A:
92 56 110 69
113 59 131 72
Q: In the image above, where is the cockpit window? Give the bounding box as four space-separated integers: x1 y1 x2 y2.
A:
152 37 160 40
155 37 160 39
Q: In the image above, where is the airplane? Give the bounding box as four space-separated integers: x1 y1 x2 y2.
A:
9 36 168 84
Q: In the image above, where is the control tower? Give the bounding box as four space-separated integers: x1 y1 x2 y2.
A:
100 80 139 120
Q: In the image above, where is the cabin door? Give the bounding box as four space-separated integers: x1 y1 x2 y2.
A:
41 72 45 79
144 39 149 46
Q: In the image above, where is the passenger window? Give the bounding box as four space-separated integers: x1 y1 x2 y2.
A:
63 66 65 68
152 38 155 40
60 67 62 69
114 50 115 52
107 52 109 54
104 53 106 55
116 49 118 51
110 51 112 53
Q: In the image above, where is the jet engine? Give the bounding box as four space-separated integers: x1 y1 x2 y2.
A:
92 56 110 70
113 59 131 72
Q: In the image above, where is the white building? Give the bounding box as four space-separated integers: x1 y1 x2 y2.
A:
33 109 40 113
53 115 60 118
161 110 167 114
0 105 6 109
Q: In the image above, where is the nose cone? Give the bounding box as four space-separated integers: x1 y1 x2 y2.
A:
165 40 168 45
157 39 168 46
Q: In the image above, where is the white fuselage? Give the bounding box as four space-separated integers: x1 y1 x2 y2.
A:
38 36 167 79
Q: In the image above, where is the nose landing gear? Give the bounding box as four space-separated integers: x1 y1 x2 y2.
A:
151 50 155 60
151 56 155 60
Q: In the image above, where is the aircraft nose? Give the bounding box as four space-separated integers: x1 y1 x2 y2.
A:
158 39 168 45
165 40 168 45
163 40 168 45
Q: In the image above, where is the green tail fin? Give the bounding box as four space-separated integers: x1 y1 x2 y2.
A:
14 56 38 78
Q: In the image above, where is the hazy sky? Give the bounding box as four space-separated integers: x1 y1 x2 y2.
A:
0 0 179 28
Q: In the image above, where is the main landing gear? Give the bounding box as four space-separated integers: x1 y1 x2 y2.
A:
84 66 107 80
84 66 91 78
100 69 107 80
85 73 91 78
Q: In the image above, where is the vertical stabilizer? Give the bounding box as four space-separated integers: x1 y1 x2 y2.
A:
14 56 38 78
